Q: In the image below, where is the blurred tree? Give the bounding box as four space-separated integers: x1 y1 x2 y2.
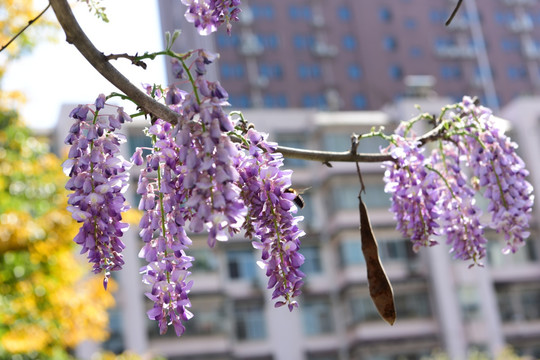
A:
0 0 56 108
0 110 117 359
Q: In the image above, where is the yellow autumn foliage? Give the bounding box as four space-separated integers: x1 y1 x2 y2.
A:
0 114 117 358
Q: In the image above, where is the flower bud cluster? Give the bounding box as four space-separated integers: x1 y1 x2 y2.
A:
181 0 241 35
382 96 533 264
239 129 305 311
63 94 132 288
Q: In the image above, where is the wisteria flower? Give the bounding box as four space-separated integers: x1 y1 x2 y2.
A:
63 95 132 288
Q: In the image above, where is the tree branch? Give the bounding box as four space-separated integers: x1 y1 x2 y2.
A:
445 0 463 26
49 0 441 166
49 0 180 125
276 145 394 163
0 4 51 54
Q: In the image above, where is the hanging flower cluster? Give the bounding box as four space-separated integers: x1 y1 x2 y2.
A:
128 49 305 334
61 0 535 336
63 94 132 289
239 129 305 311
181 0 241 35
382 96 534 264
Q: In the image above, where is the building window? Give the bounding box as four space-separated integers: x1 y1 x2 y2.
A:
216 33 240 48
234 301 266 340
322 133 388 153
275 132 307 168
507 65 527 80
251 4 275 20
409 46 423 58
378 7 392 22
301 93 327 108
302 297 334 335
183 297 226 336
352 93 367 109
289 5 313 20
256 33 279 49
429 9 447 24
337 5 351 21
440 64 462 80
188 248 219 272
220 63 245 79
128 133 152 157
495 11 515 25
497 284 540 322
342 34 357 50
350 291 431 323
329 182 389 213
339 239 364 267
404 17 417 29
259 63 283 79
487 236 537 267
298 64 322 79
293 34 315 50
458 286 481 321
388 64 403 80
347 64 362 79
300 245 322 274
228 94 251 108
500 38 520 52
262 93 288 108
227 249 256 280
383 35 397 51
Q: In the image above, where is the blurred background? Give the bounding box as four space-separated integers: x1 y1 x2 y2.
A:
2 0 540 359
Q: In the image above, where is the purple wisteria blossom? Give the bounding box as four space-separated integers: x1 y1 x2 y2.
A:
431 145 487 263
136 120 195 336
459 97 534 255
63 95 132 289
136 50 254 334
239 129 305 311
181 0 241 35
383 136 440 252
382 96 533 264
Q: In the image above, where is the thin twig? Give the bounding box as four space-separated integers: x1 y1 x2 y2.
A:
0 3 51 54
445 0 463 26
105 53 147 69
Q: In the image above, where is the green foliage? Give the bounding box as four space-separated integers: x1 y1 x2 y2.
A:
78 0 110 23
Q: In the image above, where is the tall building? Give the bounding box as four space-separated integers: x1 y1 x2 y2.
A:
55 96 540 360
158 0 540 112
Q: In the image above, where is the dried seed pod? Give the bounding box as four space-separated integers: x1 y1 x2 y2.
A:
359 196 396 325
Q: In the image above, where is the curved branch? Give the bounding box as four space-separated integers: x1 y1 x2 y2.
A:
48 0 437 165
276 146 393 163
49 0 180 125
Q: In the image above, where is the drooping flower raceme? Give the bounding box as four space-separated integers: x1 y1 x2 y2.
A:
136 120 195 336
459 97 534 255
181 0 241 35
382 96 533 264
63 95 132 288
239 129 305 311
383 136 441 252
431 144 487 262
133 48 304 335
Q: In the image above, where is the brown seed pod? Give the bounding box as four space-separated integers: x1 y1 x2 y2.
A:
359 196 396 325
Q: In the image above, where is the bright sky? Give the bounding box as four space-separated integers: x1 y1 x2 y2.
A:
3 0 167 130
